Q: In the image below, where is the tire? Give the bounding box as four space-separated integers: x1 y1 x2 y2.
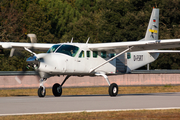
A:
109 83 118 97
38 86 46 97
52 83 62 97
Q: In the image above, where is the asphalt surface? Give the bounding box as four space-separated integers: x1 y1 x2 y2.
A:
0 92 180 116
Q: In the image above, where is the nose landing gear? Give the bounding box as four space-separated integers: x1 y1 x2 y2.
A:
38 86 46 97
38 78 47 97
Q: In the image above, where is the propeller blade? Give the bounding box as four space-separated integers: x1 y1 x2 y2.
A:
15 76 22 84
27 34 37 43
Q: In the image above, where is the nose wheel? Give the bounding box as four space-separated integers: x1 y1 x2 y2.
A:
38 78 47 97
38 86 46 97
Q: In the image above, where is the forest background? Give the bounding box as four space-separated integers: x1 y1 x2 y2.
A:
1 0 180 71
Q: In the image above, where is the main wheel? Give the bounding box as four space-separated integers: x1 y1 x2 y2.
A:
52 83 62 97
109 83 118 97
38 86 46 97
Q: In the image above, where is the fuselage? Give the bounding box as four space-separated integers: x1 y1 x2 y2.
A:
27 43 159 78
37 43 116 76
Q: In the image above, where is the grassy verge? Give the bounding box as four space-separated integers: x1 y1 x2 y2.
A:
0 109 180 119
0 85 179 97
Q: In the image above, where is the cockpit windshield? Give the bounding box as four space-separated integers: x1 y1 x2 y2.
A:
56 44 79 57
47 44 60 53
47 44 79 57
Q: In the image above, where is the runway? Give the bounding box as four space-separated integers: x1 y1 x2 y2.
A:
0 92 180 116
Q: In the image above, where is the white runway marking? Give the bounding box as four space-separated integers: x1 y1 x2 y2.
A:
1 107 180 116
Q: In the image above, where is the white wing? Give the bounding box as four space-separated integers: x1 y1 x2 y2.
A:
88 39 180 53
146 50 180 53
0 42 55 51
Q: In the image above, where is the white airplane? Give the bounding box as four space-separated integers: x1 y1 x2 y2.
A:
1 8 180 97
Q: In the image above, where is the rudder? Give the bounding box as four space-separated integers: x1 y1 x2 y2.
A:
144 8 159 40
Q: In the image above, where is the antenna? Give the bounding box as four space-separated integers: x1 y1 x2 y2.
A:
86 37 90 44
71 37 73 43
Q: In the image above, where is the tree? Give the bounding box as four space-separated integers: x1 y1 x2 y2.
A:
23 2 56 43
0 0 26 42
39 0 80 42
1 0 180 70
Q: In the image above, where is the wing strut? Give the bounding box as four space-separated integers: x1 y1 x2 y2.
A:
24 47 37 57
90 46 133 73
61 75 71 86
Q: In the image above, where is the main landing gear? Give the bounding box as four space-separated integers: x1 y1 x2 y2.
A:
109 83 118 96
38 75 71 97
52 83 62 96
38 74 118 97
95 73 118 97
52 75 70 97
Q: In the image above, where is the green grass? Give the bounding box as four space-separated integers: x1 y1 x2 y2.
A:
0 109 180 119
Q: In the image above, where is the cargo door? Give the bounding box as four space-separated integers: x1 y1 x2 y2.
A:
116 53 127 73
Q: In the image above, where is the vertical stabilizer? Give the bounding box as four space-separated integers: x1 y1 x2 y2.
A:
144 8 159 40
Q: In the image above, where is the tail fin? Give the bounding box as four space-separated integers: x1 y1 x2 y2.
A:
144 8 159 40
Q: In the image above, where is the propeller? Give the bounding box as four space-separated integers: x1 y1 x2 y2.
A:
9 34 37 57
13 34 40 84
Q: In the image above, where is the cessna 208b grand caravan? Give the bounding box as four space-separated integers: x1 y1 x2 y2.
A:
1 8 180 97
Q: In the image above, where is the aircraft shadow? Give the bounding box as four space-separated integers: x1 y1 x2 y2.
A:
119 92 179 96
11 95 30 97
54 92 180 98
9 92 179 98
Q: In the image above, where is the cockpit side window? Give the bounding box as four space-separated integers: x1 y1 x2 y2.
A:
55 44 79 57
47 45 60 53
79 50 85 58
87 51 90 58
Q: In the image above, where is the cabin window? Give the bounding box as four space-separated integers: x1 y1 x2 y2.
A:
109 53 115 58
55 44 79 57
127 52 131 59
101 51 106 58
93 51 98 58
79 50 85 58
87 51 90 57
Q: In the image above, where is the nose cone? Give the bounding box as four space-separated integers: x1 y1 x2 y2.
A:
26 56 38 63
37 53 69 73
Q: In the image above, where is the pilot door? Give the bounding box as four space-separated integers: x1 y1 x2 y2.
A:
74 50 86 73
